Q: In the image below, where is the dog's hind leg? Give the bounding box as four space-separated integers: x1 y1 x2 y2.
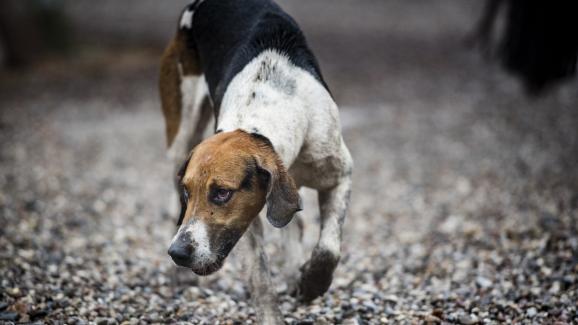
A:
159 6 213 173
160 9 215 212
245 217 284 324
168 79 211 177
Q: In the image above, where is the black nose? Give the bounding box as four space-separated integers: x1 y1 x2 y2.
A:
168 241 193 267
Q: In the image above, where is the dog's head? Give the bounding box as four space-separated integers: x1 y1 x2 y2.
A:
168 130 301 275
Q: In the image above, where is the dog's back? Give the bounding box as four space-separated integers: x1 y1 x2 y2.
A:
180 0 328 109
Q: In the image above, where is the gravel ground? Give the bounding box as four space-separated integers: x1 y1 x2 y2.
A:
1 1 578 324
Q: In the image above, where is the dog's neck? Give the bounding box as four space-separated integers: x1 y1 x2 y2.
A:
217 50 330 167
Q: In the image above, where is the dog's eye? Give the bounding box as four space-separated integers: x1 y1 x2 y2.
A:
210 188 233 205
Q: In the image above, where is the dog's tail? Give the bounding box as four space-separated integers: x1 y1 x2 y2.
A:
178 1 205 30
159 2 202 147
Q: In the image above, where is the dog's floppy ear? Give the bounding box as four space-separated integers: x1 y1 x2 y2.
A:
176 153 192 226
252 135 302 228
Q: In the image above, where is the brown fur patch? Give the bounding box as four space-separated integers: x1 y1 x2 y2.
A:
179 130 299 233
159 30 202 147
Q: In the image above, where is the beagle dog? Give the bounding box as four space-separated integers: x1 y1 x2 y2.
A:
159 0 352 322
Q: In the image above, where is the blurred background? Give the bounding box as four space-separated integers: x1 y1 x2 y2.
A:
1 0 577 323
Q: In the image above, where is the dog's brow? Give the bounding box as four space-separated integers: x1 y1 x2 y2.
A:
209 176 240 189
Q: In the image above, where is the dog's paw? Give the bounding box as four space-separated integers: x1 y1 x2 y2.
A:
297 248 339 303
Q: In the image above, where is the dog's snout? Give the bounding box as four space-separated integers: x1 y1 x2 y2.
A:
168 238 194 267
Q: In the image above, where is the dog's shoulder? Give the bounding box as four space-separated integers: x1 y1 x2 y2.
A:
184 0 328 108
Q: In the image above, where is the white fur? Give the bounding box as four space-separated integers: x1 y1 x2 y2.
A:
169 219 214 264
319 216 341 256
180 9 194 29
167 74 209 163
167 49 352 318
218 50 352 190
185 220 212 261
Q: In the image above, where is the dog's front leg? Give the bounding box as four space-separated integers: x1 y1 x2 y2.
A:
299 171 352 302
245 218 284 324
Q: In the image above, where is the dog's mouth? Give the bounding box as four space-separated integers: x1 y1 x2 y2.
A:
189 238 238 275
190 257 225 275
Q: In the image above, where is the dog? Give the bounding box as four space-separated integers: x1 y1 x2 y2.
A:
159 0 352 322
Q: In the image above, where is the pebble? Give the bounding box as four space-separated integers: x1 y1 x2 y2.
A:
0 312 19 321
362 300 378 313
95 317 109 325
476 276 492 289
341 317 360 325
423 314 439 324
6 287 21 297
458 314 479 325
526 307 537 318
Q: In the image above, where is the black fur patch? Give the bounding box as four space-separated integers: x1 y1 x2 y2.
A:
256 165 271 192
240 164 255 190
185 0 330 112
298 248 340 302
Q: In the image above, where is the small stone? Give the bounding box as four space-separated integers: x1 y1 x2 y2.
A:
310 305 322 314
148 312 159 320
342 317 360 325
526 307 537 318
0 312 19 321
383 295 398 304
432 309 444 318
48 264 58 274
549 281 561 294
95 317 110 325
476 276 492 289
362 300 378 313
315 318 331 325
7 287 21 297
458 314 479 325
